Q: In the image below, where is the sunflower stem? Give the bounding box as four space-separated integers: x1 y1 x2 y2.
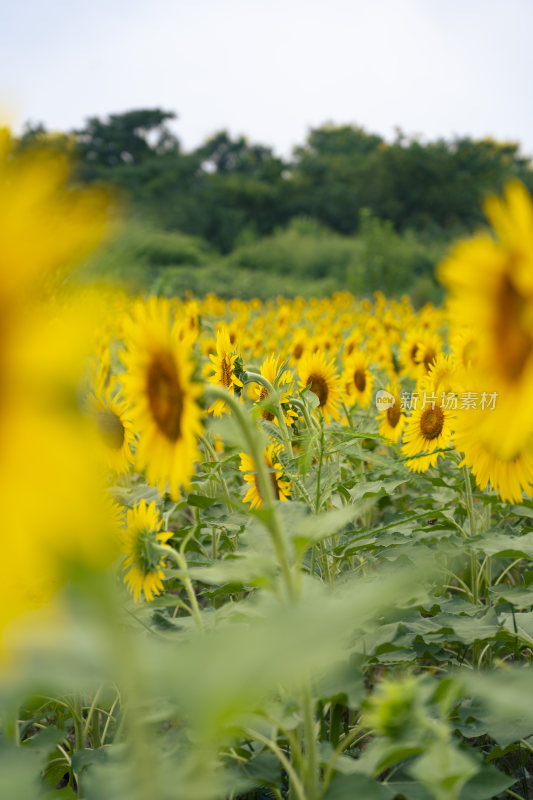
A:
205 385 296 601
83 685 103 748
291 396 319 433
462 465 479 607
301 681 319 800
199 434 233 511
163 546 204 631
243 371 294 459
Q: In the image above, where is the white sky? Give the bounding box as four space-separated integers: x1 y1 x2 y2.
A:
3 0 533 157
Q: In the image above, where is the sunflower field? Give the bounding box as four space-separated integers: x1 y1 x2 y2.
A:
3 128 533 800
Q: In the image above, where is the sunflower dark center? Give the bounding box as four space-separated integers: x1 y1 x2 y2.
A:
386 401 401 428
354 369 366 392
495 271 533 381
147 351 183 441
420 406 444 440
307 373 329 407
220 356 233 388
410 343 420 364
423 348 437 371
95 409 125 450
293 343 303 360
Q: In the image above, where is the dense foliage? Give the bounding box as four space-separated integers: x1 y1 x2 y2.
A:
18 109 533 301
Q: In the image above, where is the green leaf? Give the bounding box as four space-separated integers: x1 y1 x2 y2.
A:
23 725 66 756
71 747 110 775
187 493 218 509
349 478 408 503
458 764 515 799
41 787 77 800
240 750 282 788
292 505 362 553
408 742 478 800
382 780 432 800
471 531 533 559
323 773 388 799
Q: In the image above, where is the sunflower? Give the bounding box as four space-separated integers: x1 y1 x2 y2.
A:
439 180 533 456
423 353 460 397
414 331 442 375
401 394 454 473
120 296 203 500
377 384 406 443
457 432 533 504
249 354 297 425
206 325 244 417
453 385 533 503
399 328 426 379
343 350 374 409
89 377 135 474
298 350 342 423
239 444 291 509
450 327 480 371
399 329 442 379
288 328 309 365
121 500 172 602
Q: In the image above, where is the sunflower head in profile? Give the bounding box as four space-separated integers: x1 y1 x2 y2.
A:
89 377 135 475
120 296 203 500
401 390 454 473
249 354 297 425
239 444 291 509
206 325 244 417
377 384 405 443
298 350 342 423
121 499 172 603
342 350 374 409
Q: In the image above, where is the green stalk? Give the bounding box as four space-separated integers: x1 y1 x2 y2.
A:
2 705 20 746
83 686 103 748
206 385 296 600
462 465 479 605
162 546 204 631
301 683 318 800
245 728 306 800
243 371 294 458
72 695 85 752
291 396 319 433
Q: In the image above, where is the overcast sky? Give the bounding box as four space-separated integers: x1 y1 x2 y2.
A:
3 0 533 157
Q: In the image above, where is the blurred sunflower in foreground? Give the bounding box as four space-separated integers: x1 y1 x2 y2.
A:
440 180 533 459
0 127 118 652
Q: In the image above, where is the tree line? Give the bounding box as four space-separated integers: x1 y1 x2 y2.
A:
17 108 533 253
